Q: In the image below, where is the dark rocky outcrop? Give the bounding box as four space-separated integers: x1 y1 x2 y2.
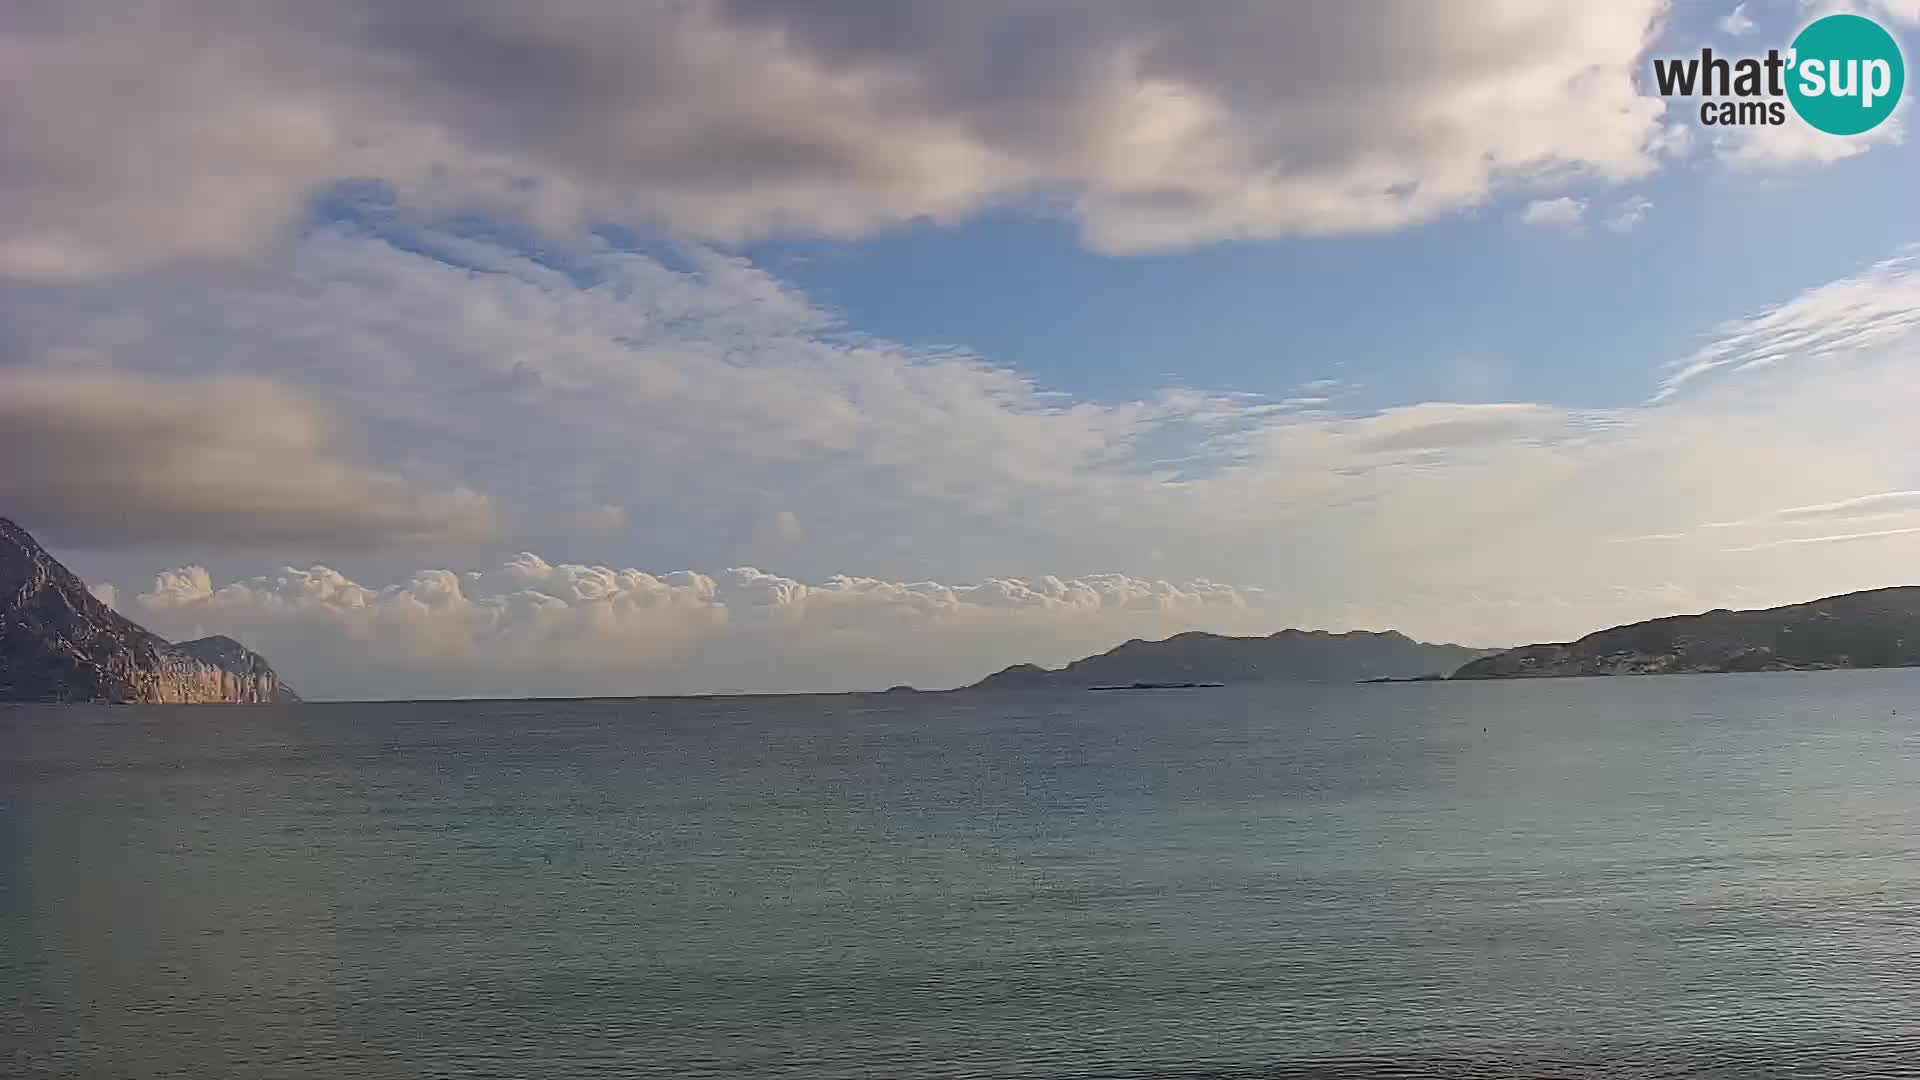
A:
968 629 1496 691
0 517 297 703
1452 586 1920 679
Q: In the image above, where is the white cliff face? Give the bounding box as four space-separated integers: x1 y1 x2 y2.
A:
1 518 298 704
167 635 299 703
118 652 292 704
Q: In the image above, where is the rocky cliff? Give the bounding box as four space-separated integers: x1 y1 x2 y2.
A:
968 628 1496 690
1451 586 1920 679
0 518 298 703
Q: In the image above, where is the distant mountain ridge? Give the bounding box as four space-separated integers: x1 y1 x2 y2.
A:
1452 587 1920 679
0 517 297 703
968 628 1496 691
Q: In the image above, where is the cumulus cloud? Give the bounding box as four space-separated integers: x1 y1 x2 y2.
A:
1720 4 1757 35
133 557 1270 698
1518 197 1587 228
89 582 117 609
0 0 1672 277
0 369 494 549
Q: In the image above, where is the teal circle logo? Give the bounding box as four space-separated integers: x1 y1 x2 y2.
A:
1786 14 1905 136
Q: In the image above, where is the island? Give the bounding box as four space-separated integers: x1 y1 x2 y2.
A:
967 628 1494 691
1452 586 1920 679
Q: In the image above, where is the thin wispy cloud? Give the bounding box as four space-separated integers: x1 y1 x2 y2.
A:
1776 490 1920 522
1656 251 1920 400
1693 490 1920 532
1726 526 1920 553
1607 196 1653 233
1519 197 1588 228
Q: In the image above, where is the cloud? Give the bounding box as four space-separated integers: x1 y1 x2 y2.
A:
89 582 117 609
133 557 1271 698
754 510 806 550
1716 113 1905 170
1725 526 1920 552
1704 0 1919 170
0 369 494 549
1775 490 1920 523
1518 197 1587 228
1657 250 1920 399
570 505 628 534
0 0 1671 277
1 225 1180 574
16 224 1920 676
1645 489 1920 551
1606 195 1653 232
1355 402 1594 453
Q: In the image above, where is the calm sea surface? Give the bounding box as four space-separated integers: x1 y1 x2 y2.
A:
6 671 1920 1078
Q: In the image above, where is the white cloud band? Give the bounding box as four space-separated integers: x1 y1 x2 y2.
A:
135 557 1268 699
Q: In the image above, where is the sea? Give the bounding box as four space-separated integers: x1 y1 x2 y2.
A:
5 670 1920 1079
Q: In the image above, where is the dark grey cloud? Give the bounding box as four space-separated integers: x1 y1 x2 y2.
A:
0 369 493 548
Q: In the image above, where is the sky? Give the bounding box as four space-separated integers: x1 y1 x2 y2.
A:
5 1 1920 698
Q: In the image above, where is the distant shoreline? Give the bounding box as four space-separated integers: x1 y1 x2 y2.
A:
13 663 1920 708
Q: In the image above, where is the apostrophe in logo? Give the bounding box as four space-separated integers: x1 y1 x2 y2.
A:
1786 14 1904 135
1651 13 1905 135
